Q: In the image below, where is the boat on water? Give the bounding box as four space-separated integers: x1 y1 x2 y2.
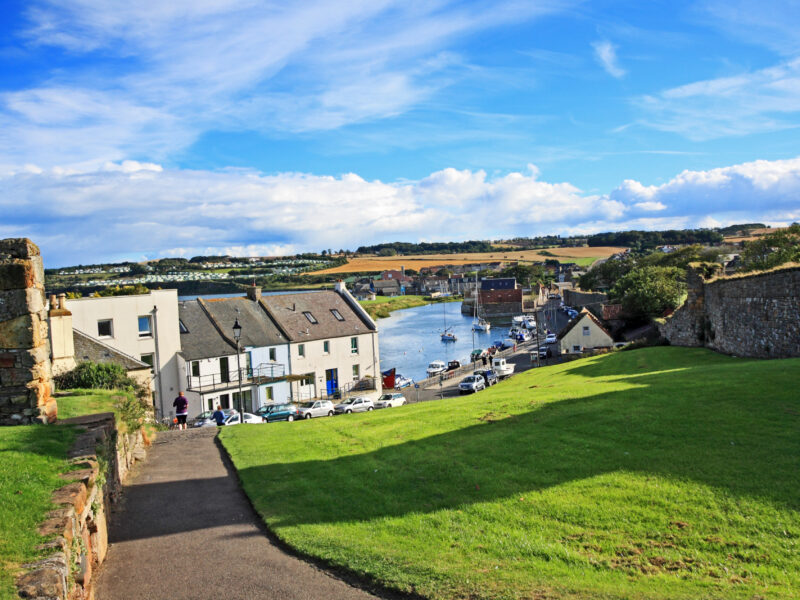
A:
522 316 537 330
426 360 447 376
511 315 526 326
439 291 457 342
471 275 491 332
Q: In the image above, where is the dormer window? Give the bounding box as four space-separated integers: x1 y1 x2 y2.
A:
330 309 345 321
303 311 318 324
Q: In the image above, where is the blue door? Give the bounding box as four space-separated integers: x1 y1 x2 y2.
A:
325 368 338 396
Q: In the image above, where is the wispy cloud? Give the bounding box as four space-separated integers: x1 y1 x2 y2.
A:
4 157 799 266
2 0 576 168
592 40 625 78
635 58 800 140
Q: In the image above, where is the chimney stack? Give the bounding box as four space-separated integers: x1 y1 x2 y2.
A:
246 286 261 302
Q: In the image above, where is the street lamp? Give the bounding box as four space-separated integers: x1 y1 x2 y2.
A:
233 317 245 419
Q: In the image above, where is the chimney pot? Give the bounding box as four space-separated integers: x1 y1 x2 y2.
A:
57 293 66 310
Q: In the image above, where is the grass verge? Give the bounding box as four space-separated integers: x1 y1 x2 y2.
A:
221 347 800 600
359 295 458 320
0 425 75 600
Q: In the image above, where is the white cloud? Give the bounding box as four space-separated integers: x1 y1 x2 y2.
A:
635 58 800 140
591 40 625 78
5 156 800 266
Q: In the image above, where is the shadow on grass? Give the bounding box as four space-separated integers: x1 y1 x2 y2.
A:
237 352 800 528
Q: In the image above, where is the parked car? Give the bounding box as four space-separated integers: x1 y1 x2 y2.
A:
447 360 461 371
192 408 236 427
473 369 498 386
223 412 262 425
538 345 553 359
296 400 335 419
545 333 557 344
394 375 414 389
459 375 486 394
334 396 374 414
375 393 406 408
258 403 301 423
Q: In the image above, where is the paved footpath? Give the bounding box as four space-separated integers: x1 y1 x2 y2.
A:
96 428 381 600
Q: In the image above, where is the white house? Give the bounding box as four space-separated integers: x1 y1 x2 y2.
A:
177 289 290 417
259 282 382 402
65 289 182 418
557 308 614 355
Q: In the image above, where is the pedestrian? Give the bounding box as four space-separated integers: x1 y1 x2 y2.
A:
482 355 488 367
173 391 189 430
212 405 226 427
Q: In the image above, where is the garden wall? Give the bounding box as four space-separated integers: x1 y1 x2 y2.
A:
15 413 148 600
660 264 800 358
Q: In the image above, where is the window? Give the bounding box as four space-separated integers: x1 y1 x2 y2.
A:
301 374 314 386
265 387 274 401
97 319 113 338
191 361 200 377
179 320 189 334
572 345 582 353
352 364 360 380
233 390 252 408
330 309 345 321
350 337 359 354
582 326 590 336
269 347 277 362
323 340 330 354
219 357 230 383
219 394 230 409
140 353 154 370
207 398 214 411
302 311 318 324
298 344 305 358
138 315 152 337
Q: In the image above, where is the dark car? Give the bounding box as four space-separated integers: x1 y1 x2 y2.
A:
447 360 461 371
256 403 300 423
473 369 499 386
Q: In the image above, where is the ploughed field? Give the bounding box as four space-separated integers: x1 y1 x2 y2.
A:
312 246 624 274
221 347 800 600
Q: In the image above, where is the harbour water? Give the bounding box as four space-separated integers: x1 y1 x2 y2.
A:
378 301 515 382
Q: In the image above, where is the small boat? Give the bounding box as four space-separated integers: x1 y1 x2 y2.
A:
472 318 490 332
492 357 516 378
522 316 537 330
471 275 491 332
511 315 525 326
441 329 457 342
426 360 447 376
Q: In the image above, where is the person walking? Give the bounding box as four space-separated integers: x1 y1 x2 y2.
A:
173 391 189 430
212 405 226 427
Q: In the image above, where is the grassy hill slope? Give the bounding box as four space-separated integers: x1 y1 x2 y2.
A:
221 347 800 600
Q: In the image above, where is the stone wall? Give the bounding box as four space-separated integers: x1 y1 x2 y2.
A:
16 413 148 600
660 264 800 358
0 238 56 424
563 289 608 309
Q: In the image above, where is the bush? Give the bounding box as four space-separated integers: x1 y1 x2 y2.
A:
55 362 132 390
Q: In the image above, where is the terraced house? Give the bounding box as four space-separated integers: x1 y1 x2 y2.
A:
175 283 382 418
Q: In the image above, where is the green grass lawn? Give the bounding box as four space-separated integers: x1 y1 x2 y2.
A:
56 389 120 419
221 347 800 600
0 425 75 600
360 295 460 319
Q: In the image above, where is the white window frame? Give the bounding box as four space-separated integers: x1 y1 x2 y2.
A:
298 343 305 358
350 337 359 354
582 326 590 336
97 319 114 338
138 315 153 338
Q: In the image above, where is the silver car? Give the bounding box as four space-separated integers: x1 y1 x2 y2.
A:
459 375 486 394
297 400 335 419
334 396 374 414
374 393 406 408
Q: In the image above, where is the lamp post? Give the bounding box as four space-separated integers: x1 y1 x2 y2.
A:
233 317 244 420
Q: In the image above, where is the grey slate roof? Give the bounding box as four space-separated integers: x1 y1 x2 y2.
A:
72 329 150 370
178 296 286 361
259 290 375 342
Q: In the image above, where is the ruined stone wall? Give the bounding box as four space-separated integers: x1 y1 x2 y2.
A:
0 238 56 424
660 264 800 358
563 289 608 309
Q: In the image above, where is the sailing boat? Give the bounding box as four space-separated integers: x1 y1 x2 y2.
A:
472 275 491 332
439 284 457 342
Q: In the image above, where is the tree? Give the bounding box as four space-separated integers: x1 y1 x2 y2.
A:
378 248 398 256
610 266 686 319
739 224 800 272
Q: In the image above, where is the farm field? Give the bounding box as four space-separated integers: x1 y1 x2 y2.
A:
221 347 800 600
312 246 624 274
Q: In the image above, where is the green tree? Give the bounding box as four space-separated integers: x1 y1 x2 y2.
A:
610 266 686 319
739 224 800 272
378 248 398 256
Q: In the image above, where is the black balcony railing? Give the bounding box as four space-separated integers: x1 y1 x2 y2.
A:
186 362 286 392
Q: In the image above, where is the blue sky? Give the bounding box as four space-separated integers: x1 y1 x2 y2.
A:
1 0 799 267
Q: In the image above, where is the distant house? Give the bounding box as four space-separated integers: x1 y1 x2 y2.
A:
479 278 523 317
557 309 614 355
372 279 401 297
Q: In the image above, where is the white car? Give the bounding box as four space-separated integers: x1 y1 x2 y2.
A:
297 400 335 419
223 412 262 425
375 393 406 408
545 333 557 344
334 396 375 414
